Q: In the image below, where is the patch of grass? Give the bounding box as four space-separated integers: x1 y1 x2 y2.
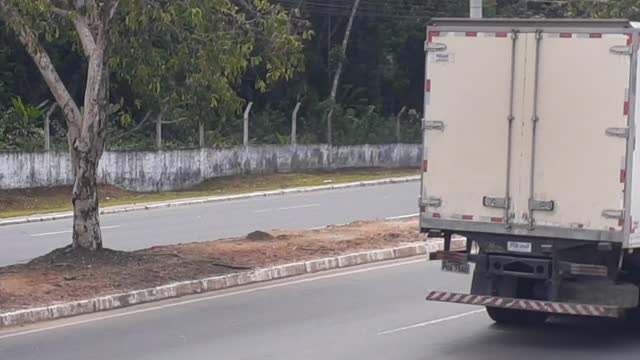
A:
0 168 418 219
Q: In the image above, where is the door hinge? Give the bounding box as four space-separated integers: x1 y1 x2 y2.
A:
610 45 632 56
425 42 447 53
483 196 508 209
425 121 445 131
602 209 625 220
606 127 629 138
529 199 555 211
424 197 442 208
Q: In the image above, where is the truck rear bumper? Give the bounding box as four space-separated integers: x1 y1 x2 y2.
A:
425 291 620 318
420 216 625 243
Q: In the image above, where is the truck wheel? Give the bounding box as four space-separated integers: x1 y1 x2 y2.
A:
486 307 548 326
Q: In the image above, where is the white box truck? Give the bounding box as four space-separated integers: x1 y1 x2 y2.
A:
421 18 640 324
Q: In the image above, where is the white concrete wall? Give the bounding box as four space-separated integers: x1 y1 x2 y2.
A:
0 144 420 192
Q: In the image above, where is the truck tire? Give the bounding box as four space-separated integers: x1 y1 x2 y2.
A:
486 307 548 326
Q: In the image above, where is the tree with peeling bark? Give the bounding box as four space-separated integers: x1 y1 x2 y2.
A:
0 0 308 251
0 0 119 251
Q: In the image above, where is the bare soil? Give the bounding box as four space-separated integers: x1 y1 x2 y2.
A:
0 218 424 312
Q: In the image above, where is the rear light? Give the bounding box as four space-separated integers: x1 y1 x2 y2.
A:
567 263 608 277
436 251 469 264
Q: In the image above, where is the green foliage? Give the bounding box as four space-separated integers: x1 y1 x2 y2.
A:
111 0 309 141
4 0 639 151
0 97 46 151
565 0 640 20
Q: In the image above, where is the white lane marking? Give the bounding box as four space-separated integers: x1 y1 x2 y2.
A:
30 225 122 237
252 204 320 213
385 213 419 220
378 309 485 336
0 258 426 340
278 204 320 211
30 230 71 237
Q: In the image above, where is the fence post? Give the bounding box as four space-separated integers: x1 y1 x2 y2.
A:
156 113 162 150
243 102 253 147
44 103 56 151
291 102 301 146
396 106 406 143
199 122 205 148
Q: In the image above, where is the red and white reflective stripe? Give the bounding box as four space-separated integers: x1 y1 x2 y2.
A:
425 291 619 318
427 212 508 224
623 87 630 118
465 31 477 37
549 32 632 40
624 101 630 116
427 31 440 43
620 154 626 201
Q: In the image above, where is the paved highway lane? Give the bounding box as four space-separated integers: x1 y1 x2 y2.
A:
2 259 639 360
0 182 419 266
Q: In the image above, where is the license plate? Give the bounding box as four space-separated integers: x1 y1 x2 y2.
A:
441 260 470 274
507 241 532 253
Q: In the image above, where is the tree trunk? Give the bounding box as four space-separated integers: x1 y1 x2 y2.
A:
326 0 361 147
70 4 115 250
72 147 103 250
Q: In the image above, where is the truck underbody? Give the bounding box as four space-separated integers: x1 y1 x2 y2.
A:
424 230 640 323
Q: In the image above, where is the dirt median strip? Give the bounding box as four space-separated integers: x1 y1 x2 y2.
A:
0 218 462 328
0 175 419 226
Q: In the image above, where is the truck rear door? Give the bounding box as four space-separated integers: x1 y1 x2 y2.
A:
516 31 631 236
422 24 634 242
422 31 516 226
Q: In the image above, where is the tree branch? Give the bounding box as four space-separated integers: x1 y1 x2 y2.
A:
73 16 96 55
108 0 120 20
46 102 59 118
51 6 72 17
109 110 152 141
0 0 82 126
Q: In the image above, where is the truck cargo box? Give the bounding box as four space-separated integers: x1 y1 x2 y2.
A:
420 19 640 248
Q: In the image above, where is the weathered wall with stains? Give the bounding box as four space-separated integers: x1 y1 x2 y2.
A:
0 144 420 192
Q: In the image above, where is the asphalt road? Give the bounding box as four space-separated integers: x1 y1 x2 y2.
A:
0 182 419 266
2 259 638 360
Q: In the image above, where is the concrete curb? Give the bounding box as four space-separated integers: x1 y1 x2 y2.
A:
0 175 420 227
0 239 460 329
